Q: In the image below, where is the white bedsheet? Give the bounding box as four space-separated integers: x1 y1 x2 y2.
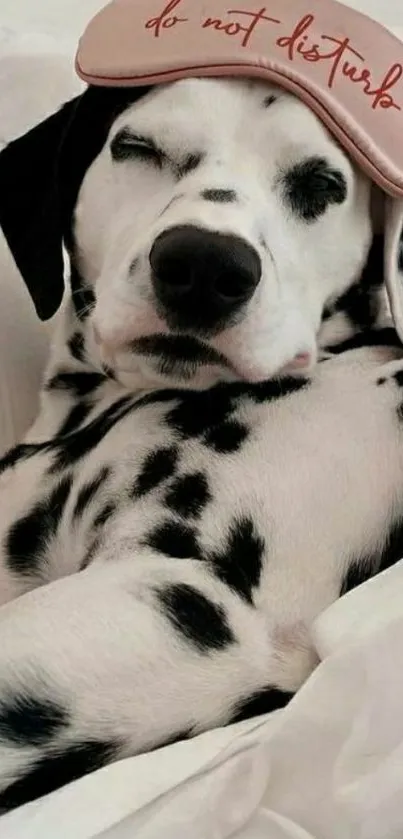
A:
1 9 403 837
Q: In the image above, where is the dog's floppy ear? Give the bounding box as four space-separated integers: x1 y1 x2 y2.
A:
0 85 147 320
384 198 403 344
0 97 82 320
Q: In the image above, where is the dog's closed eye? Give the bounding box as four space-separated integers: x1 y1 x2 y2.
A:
110 128 164 167
282 156 347 222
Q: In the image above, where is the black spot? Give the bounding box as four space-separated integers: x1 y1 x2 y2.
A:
0 692 68 747
0 442 48 476
398 238 403 273
165 472 211 519
138 387 212 412
201 188 237 203
325 326 401 356
245 377 309 403
331 283 378 335
72 466 111 520
229 687 293 724
323 236 385 339
157 583 236 653
178 152 204 177
93 502 117 529
46 370 105 398
0 739 119 814
263 94 277 107
0 445 25 476
58 400 93 438
132 446 179 498
340 560 374 596
67 332 86 362
203 420 249 454
210 516 265 604
50 396 134 471
283 156 347 222
164 379 307 442
6 475 72 576
165 387 236 438
146 520 201 559
70 264 96 321
359 234 384 289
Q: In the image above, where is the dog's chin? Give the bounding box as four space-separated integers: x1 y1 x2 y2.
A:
91 323 316 391
109 353 238 392
102 347 314 393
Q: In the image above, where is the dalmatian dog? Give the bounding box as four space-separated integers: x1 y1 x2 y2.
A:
0 76 402 814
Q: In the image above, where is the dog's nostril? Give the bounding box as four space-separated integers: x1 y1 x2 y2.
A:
214 270 257 301
149 225 261 330
153 258 194 294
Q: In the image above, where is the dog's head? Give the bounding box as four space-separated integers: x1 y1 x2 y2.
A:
0 76 396 388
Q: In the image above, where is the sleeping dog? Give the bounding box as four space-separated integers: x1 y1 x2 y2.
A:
0 76 402 812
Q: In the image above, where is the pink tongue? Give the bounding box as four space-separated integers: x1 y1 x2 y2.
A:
282 352 312 373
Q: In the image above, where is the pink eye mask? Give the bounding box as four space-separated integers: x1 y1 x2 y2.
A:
76 0 403 340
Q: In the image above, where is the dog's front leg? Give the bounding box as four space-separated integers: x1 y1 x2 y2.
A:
0 553 291 813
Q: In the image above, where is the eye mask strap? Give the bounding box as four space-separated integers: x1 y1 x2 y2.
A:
384 197 403 343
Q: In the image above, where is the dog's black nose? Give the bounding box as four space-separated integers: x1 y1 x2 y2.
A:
149 225 261 332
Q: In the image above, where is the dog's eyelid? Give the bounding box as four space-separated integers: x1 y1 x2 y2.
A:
112 127 156 147
110 130 204 181
110 128 165 163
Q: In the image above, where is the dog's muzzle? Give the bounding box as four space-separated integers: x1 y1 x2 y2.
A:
149 224 262 334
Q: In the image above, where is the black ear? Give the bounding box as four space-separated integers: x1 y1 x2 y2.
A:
0 85 148 320
0 97 82 320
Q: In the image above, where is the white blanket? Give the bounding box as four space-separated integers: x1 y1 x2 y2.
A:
0 10 403 837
